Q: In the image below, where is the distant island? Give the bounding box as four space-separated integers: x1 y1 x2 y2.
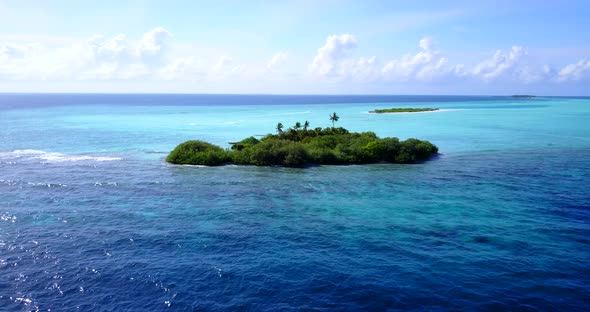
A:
511 95 536 98
369 108 439 114
167 113 438 167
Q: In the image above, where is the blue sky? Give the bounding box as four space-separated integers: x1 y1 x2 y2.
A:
0 0 589 95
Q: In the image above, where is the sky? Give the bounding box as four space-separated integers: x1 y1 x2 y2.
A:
0 0 589 95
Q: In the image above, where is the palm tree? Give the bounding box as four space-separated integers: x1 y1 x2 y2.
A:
303 120 310 131
276 122 284 134
329 112 339 128
294 121 301 130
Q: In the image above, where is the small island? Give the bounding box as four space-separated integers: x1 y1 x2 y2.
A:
511 95 536 98
369 108 439 114
167 113 438 167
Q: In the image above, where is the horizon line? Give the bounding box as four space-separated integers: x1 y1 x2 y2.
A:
0 92 588 98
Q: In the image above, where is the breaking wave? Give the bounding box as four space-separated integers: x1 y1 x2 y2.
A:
0 149 121 163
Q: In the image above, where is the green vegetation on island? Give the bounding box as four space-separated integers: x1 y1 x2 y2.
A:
369 108 439 114
166 113 438 167
511 95 536 98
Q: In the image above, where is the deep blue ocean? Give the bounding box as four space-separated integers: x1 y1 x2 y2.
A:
0 94 589 311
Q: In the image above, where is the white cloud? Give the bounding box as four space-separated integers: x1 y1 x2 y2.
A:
267 52 288 70
558 59 590 81
208 56 245 81
212 56 233 70
309 35 570 86
117 63 151 80
311 34 358 77
159 57 204 80
310 34 380 82
381 37 461 82
88 34 128 62
136 27 171 61
0 28 588 92
472 46 527 80
0 27 172 81
419 36 434 52
515 64 554 83
340 56 380 82
470 46 562 83
0 27 247 84
0 43 37 58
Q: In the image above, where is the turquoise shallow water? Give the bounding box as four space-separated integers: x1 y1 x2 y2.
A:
0 94 589 310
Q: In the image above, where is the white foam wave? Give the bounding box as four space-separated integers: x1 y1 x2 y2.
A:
0 149 121 163
12 149 46 155
93 182 118 186
39 153 120 162
27 182 68 187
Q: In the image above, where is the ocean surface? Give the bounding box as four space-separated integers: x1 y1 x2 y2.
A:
0 94 589 311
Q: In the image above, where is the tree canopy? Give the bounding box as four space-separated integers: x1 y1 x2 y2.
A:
167 125 438 167
329 112 340 127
